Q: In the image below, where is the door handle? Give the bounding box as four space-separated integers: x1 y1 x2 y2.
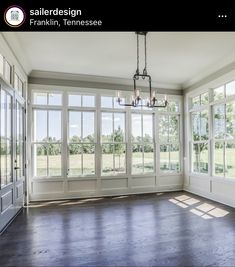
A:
14 167 20 170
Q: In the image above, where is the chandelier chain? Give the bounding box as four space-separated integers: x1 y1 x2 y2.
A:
136 33 139 75
116 32 168 108
144 33 147 74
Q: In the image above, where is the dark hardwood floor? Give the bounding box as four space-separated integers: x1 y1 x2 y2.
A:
0 191 235 267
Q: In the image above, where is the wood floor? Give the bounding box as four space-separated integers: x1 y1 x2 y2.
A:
0 191 235 267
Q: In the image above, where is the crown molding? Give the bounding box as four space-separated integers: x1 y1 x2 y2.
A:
29 70 182 90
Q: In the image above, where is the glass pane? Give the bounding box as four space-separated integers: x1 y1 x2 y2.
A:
49 111 61 141
48 144 61 176
159 115 168 143
132 144 143 174
214 86 224 101
83 112 95 142
101 96 112 108
144 144 154 173
1 140 7 186
192 96 200 108
226 81 235 97
143 115 153 142
16 141 23 180
68 144 82 176
214 105 225 139
82 95 95 107
226 143 235 178
168 100 179 112
0 54 3 75
48 93 62 105
101 113 113 142
4 61 11 83
6 94 11 139
6 140 12 183
69 111 81 142
226 102 235 139
169 115 179 143
1 90 6 138
160 144 170 171
33 92 47 105
192 112 200 141
114 113 125 142
35 144 47 177
68 94 81 107
200 110 209 140
114 144 126 173
102 144 113 175
83 144 95 175
200 143 208 173
170 144 180 172
34 110 47 141
201 92 209 105
214 142 224 176
131 114 141 142
192 144 200 173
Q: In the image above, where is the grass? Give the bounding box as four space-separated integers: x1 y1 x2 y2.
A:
35 150 235 178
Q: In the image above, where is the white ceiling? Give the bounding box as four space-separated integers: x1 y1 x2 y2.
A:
5 32 235 89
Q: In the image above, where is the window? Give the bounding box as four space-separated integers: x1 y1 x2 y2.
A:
226 81 235 97
192 92 209 108
101 95 126 109
159 115 180 172
69 94 95 107
131 113 154 174
101 112 126 175
191 110 209 174
31 90 182 181
0 89 12 187
33 109 62 177
68 111 95 176
33 92 62 106
213 82 235 101
213 101 235 178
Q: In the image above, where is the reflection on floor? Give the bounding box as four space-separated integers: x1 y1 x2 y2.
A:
1 191 234 267
169 194 229 219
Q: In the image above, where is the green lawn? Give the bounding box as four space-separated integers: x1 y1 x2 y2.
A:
35 149 235 178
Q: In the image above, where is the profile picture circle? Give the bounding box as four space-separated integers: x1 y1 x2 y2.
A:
4 5 26 27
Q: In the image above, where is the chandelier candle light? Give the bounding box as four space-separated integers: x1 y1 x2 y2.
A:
117 32 168 108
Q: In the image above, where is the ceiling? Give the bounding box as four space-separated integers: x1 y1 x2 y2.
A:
5 32 235 89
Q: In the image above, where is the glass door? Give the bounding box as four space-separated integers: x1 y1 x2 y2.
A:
14 94 25 210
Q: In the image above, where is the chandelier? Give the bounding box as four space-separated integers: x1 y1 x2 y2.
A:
117 32 168 108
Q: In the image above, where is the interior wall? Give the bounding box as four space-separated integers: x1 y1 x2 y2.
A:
184 68 235 208
28 81 183 201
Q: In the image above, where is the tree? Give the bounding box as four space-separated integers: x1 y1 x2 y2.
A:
112 126 124 170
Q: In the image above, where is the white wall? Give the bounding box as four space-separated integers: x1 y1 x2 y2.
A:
184 69 235 208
